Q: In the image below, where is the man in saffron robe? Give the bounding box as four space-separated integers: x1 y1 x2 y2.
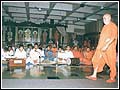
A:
86 13 118 83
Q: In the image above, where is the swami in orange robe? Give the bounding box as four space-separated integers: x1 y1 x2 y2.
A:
86 13 118 83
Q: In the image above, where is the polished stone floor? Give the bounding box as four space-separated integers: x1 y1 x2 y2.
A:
2 62 110 79
2 62 118 89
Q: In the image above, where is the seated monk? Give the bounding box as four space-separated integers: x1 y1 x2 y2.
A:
72 46 84 62
82 47 93 65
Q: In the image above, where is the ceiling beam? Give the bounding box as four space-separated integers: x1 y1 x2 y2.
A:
61 2 118 10
2 2 118 26
5 9 117 19
3 4 113 17
44 2 56 20
75 2 118 23
25 2 30 21
59 2 86 23
4 14 86 26
3 5 91 15
85 2 118 18
2 6 13 19
85 4 118 11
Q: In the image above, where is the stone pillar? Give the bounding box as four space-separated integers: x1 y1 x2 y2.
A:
63 33 68 46
38 28 40 42
2 26 6 42
49 28 52 39
2 26 6 47
38 28 42 43
15 26 18 42
61 35 62 45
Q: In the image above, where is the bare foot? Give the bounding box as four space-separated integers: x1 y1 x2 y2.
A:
85 75 97 80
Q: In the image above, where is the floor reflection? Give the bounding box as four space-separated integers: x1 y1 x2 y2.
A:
29 65 45 77
2 63 100 79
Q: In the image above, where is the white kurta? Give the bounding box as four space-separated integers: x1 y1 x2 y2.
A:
58 51 66 59
64 50 74 65
30 49 42 60
64 50 74 59
8 50 14 56
27 48 42 64
2 49 9 60
14 49 26 59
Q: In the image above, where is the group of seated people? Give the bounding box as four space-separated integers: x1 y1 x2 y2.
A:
2 43 95 66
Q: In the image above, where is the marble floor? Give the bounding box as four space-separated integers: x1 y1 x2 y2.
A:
2 61 115 80
2 61 118 89
2 63 94 79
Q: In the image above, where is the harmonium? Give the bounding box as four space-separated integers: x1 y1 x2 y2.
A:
6 56 26 67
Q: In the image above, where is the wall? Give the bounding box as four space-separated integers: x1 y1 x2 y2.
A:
84 20 103 47
64 25 85 44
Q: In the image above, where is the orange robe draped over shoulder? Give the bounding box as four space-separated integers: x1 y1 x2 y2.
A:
92 22 118 79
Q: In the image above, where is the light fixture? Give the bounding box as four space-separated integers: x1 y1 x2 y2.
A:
38 8 42 11
35 7 42 12
86 18 97 21
100 6 104 9
77 18 81 21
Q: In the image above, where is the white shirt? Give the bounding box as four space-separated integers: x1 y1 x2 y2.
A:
58 50 66 59
41 50 45 57
14 49 26 58
2 48 9 60
26 48 32 57
64 50 74 59
8 50 14 56
30 48 42 60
